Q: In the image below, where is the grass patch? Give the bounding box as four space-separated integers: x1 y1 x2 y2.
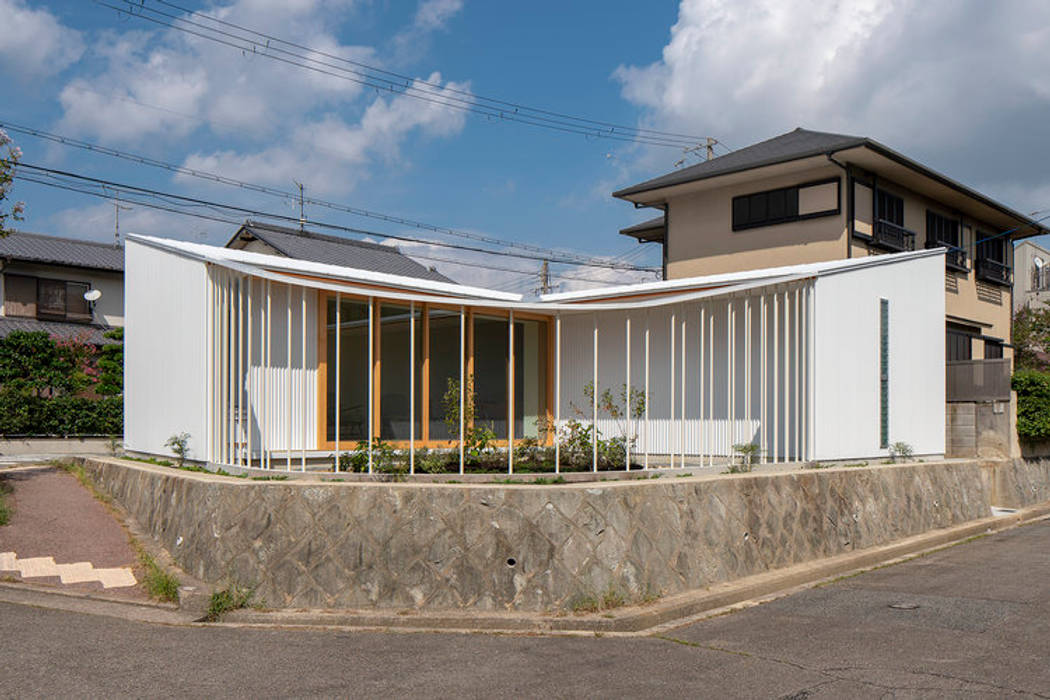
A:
0 479 12 526
204 584 256 622
122 455 174 467
570 585 658 614
250 475 289 481
138 550 179 602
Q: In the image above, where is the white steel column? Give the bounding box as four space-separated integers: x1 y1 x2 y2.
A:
773 291 779 463
783 290 791 461
795 286 801 462
643 312 650 470
669 310 676 469
761 293 768 463
508 309 514 474
707 311 713 464
264 281 272 470
555 313 561 474
334 293 341 470
286 285 292 471
247 279 253 468
235 277 243 466
679 310 686 464
410 300 416 475
225 273 233 466
725 302 731 458
367 299 374 474
459 306 465 475
624 314 631 471
300 286 307 472
592 313 598 472
699 305 705 466
744 297 751 444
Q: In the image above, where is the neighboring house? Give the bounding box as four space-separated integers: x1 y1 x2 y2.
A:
225 220 453 283
1013 240 1050 312
124 234 945 467
614 128 1049 366
0 231 124 345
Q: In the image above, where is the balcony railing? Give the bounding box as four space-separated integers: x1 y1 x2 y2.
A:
925 240 969 272
873 219 916 252
975 258 1012 286
946 359 1011 403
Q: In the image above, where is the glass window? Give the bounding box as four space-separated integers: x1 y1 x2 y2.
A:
428 308 463 441
325 297 371 442
37 279 66 317
379 303 422 440
732 186 800 229
877 190 904 226
514 317 548 439
473 315 509 438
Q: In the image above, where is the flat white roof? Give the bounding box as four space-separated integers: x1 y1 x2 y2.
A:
128 233 944 313
542 247 945 302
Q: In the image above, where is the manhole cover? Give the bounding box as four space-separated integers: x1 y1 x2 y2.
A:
888 602 920 610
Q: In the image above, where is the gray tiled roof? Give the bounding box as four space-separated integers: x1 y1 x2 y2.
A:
0 317 120 345
619 215 667 243
614 128 865 198
229 221 454 283
0 231 124 271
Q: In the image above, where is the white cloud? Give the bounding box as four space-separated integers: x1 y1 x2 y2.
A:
0 0 83 78
178 73 470 197
391 0 464 64
47 200 229 245
613 0 1050 210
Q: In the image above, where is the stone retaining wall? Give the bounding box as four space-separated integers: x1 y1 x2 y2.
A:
77 458 1050 612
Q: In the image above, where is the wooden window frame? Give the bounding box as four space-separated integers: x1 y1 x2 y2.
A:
316 291 554 450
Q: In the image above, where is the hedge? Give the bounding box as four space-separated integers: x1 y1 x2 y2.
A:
1012 369 1050 441
0 389 122 436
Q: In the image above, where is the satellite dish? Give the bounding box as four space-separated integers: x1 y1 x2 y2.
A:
1035 257 1044 269
83 289 102 302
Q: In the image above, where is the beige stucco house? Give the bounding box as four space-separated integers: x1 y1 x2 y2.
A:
615 128 1049 365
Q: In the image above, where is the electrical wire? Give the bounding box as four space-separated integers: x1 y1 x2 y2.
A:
98 0 710 149
13 162 659 273
0 120 656 271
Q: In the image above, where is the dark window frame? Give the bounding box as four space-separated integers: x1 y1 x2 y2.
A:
731 177 841 232
876 188 904 227
925 210 960 247
2 273 95 323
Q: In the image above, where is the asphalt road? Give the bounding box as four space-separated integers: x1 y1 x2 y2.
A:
3 519 1049 699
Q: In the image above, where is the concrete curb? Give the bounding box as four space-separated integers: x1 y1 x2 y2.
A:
0 580 192 625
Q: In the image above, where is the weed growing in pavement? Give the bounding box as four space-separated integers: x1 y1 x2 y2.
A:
204 584 256 621
569 585 659 615
138 550 179 603
0 479 12 526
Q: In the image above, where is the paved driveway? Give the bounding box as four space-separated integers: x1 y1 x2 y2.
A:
2 517 1048 697
0 466 141 597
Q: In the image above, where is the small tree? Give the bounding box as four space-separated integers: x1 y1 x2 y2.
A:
441 374 495 460
0 129 24 237
1013 306 1050 371
165 433 190 467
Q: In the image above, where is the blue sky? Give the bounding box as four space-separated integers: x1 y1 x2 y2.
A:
3 0 1050 292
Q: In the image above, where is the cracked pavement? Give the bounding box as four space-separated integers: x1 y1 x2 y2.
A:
2 518 1048 698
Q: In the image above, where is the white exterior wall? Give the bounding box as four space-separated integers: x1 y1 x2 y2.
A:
124 240 208 459
243 277 318 455
811 254 945 459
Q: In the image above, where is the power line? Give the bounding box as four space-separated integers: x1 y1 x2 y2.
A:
13 162 659 272
0 121 656 272
144 0 706 144
98 0 711 149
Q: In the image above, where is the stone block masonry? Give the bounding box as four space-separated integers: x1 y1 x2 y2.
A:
75 458 1050 613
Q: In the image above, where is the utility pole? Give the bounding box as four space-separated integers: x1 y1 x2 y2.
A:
294 181 305 232
113 201 131 247
539 260 552 295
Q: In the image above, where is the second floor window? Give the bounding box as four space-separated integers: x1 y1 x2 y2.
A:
926 211 960 247
3 274 93 323
876 189 904 227
977 234 1006 263
732 186 799 230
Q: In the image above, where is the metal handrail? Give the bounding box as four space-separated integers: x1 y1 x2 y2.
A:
975 257 1011 286
874 219 916 252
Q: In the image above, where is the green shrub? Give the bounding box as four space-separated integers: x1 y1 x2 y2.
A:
1013 369 1050 441
0 389 121 435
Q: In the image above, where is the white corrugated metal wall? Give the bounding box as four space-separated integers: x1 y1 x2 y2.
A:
556 283 807 463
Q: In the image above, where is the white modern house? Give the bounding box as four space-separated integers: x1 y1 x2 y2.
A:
124 234 946 470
